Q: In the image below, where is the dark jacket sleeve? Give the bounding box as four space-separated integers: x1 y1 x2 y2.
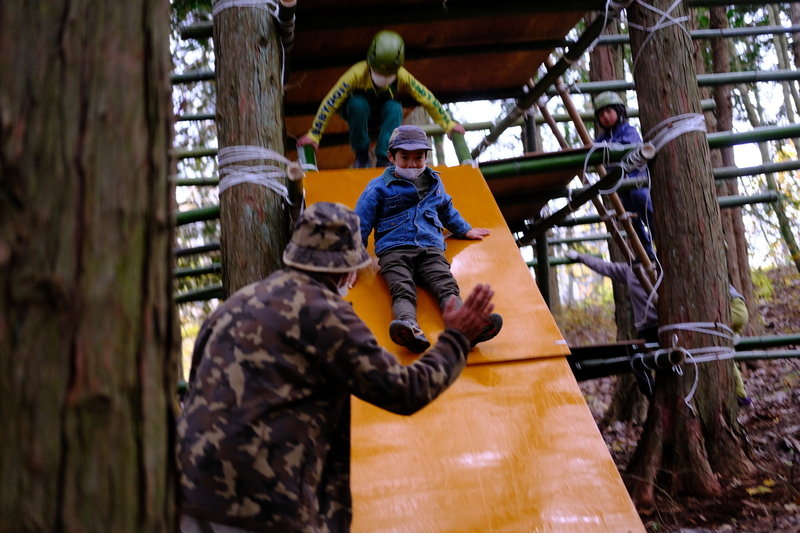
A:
577 253 631 284
313 297 470 415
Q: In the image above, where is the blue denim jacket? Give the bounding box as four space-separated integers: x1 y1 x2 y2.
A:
595 121 645 178
355 166 472 255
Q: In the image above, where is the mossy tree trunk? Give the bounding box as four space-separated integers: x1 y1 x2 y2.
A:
589 11 648 425
626 0 754 505
214 3 289 296
0 1 176 531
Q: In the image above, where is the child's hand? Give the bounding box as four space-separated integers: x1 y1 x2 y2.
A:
296 134 319 150
464 228 491 240
345 271 357 289
447 123 466 139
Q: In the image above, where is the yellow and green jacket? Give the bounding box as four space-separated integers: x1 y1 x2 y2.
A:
306 61 456 145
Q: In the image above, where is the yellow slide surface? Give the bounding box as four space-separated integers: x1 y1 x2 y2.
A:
305 165 644 532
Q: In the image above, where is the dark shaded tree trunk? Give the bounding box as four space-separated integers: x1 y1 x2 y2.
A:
709 7 759 334
589 11 648 425
626 0 754 505
0 1 176 531
215 4 289 295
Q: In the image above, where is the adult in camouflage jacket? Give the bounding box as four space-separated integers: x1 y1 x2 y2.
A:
177 202 495 533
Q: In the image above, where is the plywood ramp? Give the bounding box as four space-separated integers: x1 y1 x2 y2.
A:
304 165 644 532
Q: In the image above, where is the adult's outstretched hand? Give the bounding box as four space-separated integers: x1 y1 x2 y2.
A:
442 284 495 343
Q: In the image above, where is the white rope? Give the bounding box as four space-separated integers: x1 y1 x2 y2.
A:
628 0 692 72
641 321 736 412
213 0 278 15
218 145 311 207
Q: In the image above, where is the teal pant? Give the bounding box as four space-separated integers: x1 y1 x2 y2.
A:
341 94 403 158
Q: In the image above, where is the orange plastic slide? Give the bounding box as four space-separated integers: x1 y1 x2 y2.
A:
304 164 644 532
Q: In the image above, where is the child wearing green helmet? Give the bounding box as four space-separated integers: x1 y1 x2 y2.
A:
594 91 656 261
297 30 465 168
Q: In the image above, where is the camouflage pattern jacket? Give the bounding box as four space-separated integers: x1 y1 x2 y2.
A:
177 268 470 532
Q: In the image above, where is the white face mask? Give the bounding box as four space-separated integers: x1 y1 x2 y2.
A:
394 166 425 180
370 70 397 88
337 275 349 298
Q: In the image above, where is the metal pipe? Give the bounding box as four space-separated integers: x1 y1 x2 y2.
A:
174 284 225 304
714 160 800 180
519 167 625 243
175 263 222 278
450 133 472 164
175 178 220 186
470 5 630 159
733 350 800 361
543 69 800 96
171 70 215 84
596 24 800 45
173 99 716 127
174 243 221 257
177 206 220 226
553 192 778 228
176 113 215 122
735 333 800 350
177 147 217 160
708 123 800 149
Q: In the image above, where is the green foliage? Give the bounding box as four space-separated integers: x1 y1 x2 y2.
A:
172 0 212 22
751 268 775 301
554 302 617 347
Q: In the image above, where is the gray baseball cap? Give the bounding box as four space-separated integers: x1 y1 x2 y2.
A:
388 125 432 151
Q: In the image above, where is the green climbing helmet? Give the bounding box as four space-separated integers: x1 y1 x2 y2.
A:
594 91 625 112
367 31 405 75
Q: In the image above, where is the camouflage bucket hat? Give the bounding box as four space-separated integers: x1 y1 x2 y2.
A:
283 202 371 273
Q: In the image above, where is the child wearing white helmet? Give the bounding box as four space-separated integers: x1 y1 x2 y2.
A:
297 31 465 168
594 91 656 261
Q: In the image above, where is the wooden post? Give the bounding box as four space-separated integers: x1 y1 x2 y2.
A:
535 236 551 308
214 2 289 296
626 0 753 505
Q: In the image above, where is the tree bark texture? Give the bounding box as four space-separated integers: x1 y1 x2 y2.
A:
626 1 753 505
709 7 758 335
0 1 176 531
589 11 648 424
214 4 289 296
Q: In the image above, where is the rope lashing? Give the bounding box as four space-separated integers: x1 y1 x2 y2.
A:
218 145 313 207
639 322 736 412
628 0 692 72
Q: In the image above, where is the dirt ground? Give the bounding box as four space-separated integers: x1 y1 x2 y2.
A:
572 267 800 532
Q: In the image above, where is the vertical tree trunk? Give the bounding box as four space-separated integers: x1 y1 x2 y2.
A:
0 1 176 531
791 4 800 68
214 4 289 296
626 0 753 505
589 11 648 425
737 84 800 273
709 7 758 334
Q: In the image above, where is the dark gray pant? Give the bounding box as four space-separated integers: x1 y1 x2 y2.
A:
378 246 461 322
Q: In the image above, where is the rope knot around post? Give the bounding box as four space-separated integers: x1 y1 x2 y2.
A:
641 322 736 412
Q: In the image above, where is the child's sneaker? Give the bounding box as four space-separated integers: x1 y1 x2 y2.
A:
354 152 371 169
471 313 503 347
389 320 431 353
738 396 752 407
